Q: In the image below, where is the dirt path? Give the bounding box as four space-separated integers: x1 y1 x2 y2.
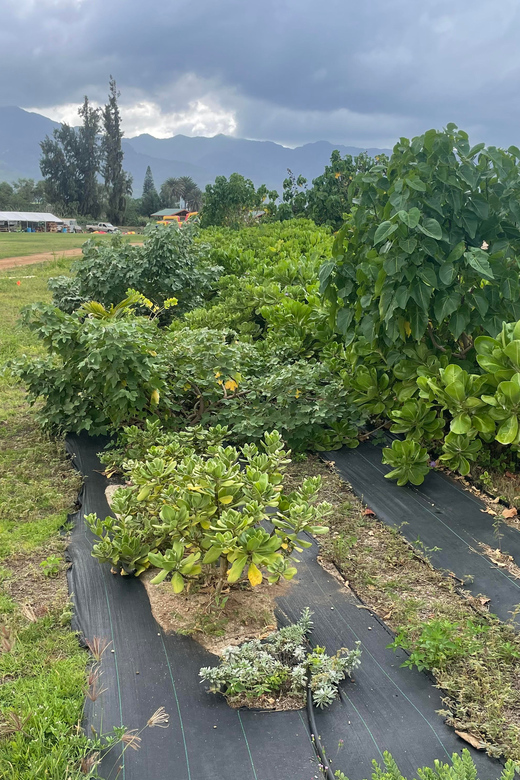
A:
0 241 144 272
0 248 84 271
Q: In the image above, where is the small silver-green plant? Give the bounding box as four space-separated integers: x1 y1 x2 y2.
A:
200 609 361 709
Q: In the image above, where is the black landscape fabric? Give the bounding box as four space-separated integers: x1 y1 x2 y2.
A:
66 434 501 780
325 440 520 624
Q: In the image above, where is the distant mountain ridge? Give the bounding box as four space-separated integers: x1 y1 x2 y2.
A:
0 106 390 193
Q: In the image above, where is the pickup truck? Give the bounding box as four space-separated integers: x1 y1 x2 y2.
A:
86 222 119 233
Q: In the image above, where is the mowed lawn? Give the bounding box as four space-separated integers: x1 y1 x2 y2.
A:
0 231 143 260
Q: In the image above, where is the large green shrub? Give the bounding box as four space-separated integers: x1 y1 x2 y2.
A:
322 125 520 352
49 222 222 315
15 300 172 434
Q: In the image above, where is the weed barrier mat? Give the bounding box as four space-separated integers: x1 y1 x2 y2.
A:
324 441 520 625
66 434 500 780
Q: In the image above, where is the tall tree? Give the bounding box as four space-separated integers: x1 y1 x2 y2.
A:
177 176 203 211
140 166 160 216
200 173 277 228
102 76 132 224
160 177 182 208
76 97 102 217
40 123 80 212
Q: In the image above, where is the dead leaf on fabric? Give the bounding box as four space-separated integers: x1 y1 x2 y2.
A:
502 507 518 519
455 731 485 750
363 508 376 517
485 508 497 516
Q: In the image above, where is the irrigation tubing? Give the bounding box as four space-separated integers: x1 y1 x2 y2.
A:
65 433 502 780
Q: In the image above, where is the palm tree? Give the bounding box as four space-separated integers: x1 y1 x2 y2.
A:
160 177 182 208
160 175 203 211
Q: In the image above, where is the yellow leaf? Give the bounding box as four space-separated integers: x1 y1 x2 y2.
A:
224 379 238 392
248 562 263 587
295 389 301 399
404 321 412 337
151 389 160 405
219 495 233 504
335 172 341 179
183 383 191 391
214 371 221 379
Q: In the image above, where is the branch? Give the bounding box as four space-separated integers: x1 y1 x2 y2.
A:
427 323 447 353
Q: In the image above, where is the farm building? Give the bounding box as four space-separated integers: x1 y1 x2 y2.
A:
0 211 64 232
150 208 198 222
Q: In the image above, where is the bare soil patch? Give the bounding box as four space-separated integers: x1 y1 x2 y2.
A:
3 542 69 619
142 570 290 656
0 248 83 271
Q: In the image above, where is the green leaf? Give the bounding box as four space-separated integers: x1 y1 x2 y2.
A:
501 277 519 300
418 218 442 240
397 208 421 229
434 291 461 323
450 413 472 435
374 221 398 244
336 308 354 335
172 572 185 593
406 179 427 192
409 306 429 340
227 555 248 583
383 255 407 275
399 238 417 254
449 307 470 340
410 279 433 310
496 415 519 445
439 263 457 285
464 250 494 280
446 241 466 263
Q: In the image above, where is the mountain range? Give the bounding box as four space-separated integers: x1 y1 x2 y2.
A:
0 106 390 194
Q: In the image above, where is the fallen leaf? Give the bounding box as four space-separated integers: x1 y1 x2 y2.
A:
505 471 515 478
363 508 376 517
503 507 518 519
491 496 501 503
479 597 490 607
455 731 484 750
485 509 497 516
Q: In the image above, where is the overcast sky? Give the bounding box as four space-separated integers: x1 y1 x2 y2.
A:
2 0 520 148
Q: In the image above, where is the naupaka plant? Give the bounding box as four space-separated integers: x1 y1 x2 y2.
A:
87 427 331 594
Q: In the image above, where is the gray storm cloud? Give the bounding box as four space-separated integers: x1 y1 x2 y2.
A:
2 0 520 146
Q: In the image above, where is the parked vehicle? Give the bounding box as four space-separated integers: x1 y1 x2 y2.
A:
86 222 119 233
62 219 83 233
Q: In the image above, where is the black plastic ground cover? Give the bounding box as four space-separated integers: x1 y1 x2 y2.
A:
324 441 520 624
66 433 501 780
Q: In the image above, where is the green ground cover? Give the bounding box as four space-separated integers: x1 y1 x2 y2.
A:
0 257 90 779
0 232 142 260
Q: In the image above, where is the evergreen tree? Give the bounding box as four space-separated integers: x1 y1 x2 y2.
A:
77 97 102 217
102 76 132 224
140 166 160 216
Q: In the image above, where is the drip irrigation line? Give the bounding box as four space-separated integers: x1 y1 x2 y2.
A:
307 684 336 780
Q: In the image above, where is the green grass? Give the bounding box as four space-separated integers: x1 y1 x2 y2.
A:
0 258 91 778
0 232 142 260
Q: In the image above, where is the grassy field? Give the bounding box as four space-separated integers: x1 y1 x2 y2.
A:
0 232 142 260
0 257 91 778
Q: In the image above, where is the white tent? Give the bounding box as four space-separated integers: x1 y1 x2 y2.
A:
0 211 63 222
